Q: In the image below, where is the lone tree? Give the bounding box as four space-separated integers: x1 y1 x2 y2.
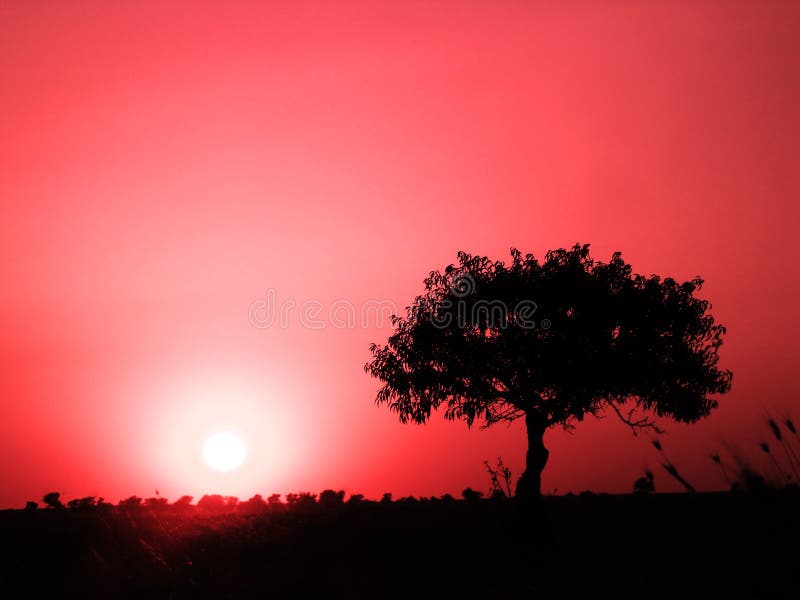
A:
366 245 732 497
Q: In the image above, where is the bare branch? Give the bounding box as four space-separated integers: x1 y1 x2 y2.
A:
606 401 664 436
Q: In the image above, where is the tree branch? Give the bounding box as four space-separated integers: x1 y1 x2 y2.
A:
606 401 664 436
480 403 525 429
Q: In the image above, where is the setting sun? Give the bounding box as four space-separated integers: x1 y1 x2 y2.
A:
0 0 796 596
203 432 247 473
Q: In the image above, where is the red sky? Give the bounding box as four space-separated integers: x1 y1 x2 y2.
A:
1 1 798 507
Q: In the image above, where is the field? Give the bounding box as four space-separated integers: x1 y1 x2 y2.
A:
1 491 797 598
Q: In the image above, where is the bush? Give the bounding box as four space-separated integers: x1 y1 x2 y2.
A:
144 497 170 510
42 492 63 509
172 495 194 509
633 470 655 494
319 489 345 508
67 497 97 510
240 494 267 513
461 488 483 502
118 496 143 509
197 494 226 512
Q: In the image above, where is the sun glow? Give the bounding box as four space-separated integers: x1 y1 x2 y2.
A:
203 431 247 472
147 371 300 497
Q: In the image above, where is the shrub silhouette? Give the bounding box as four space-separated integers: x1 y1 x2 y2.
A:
347 493 365 505
118 496 143 509
240 494 268 513
319 489 345 508
367 245 732 497
172 495 194 509
144 497 169 510
42 492 63 509
198 494 227 512
633 470 655 494
296 492 317 508
67 496 97 510
461 487 483 502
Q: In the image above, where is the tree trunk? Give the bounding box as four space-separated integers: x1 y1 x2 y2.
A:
515 412 549 499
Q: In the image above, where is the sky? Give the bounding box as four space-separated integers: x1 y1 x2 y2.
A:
1 0 798 507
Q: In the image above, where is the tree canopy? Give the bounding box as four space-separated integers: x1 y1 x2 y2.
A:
366 244 732 496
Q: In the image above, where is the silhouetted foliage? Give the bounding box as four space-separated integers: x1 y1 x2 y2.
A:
319 489 345 508
633 470 655 494
284 492 317 511
42 492 63 509
766 413 800 482
67 496 97 510
651 438 696 492
240 494 268 513
708 414 800 492
172 495 194 509
366 244 732 497
144 497 170 510
296 492 317 507
24 501 37 511
118 495 143 509
485 457 513 497
4 487 798 599
461 487 483 502
197 494 227 512
267 493 283 510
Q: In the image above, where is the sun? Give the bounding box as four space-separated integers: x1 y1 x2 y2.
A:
203 432 247 472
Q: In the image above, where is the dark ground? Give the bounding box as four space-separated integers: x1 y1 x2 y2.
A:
1 491 797 598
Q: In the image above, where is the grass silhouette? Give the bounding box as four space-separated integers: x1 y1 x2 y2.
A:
3 487 797 598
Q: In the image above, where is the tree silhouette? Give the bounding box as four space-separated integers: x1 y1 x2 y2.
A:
42 492 63 509
366 244 732 497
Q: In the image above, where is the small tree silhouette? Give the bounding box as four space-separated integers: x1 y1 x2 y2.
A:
319 489 345 508
461 487 483 501
240 494 267 513
144 497 169 510
366 245 732 498
42 492 63 509
197 494 226 512
118 496 143 509
68 496 97 510
633 469 655 494
172 495 194 509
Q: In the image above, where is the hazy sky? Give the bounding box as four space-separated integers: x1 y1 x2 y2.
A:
1 0 798 506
